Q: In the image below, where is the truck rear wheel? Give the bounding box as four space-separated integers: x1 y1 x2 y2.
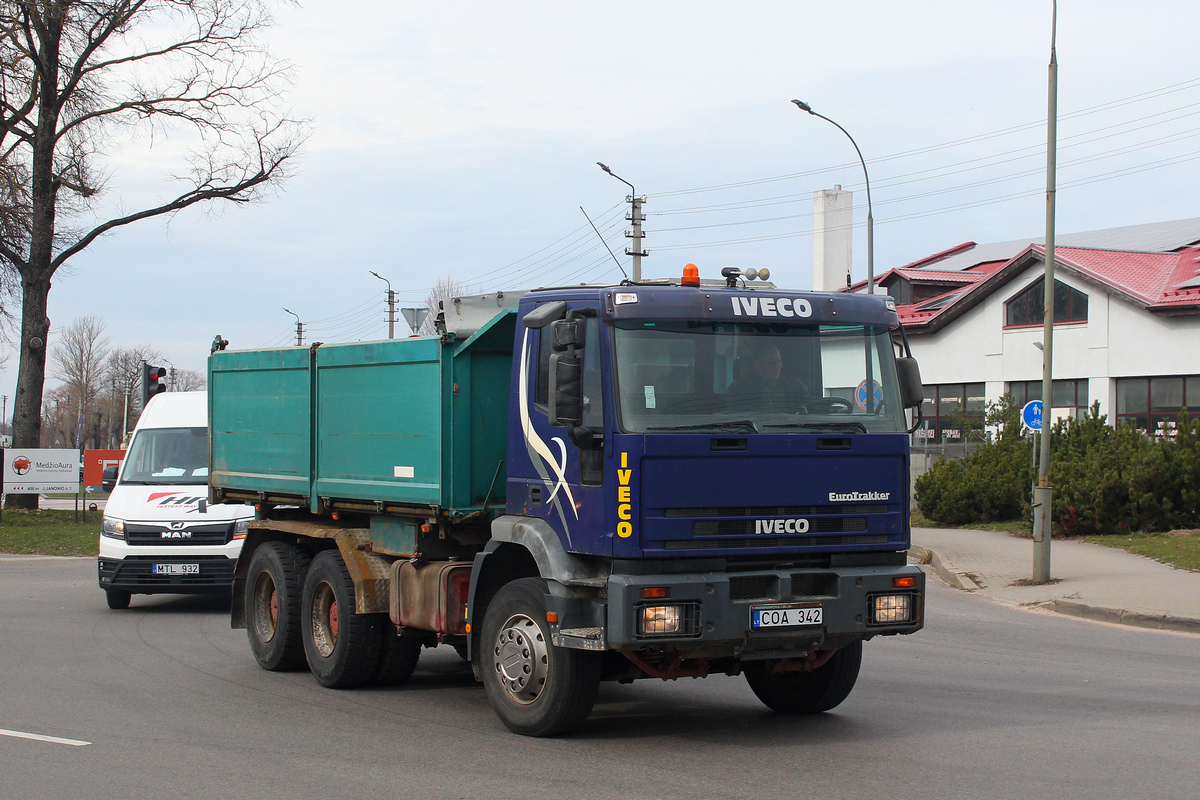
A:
373 627 423 686
302 550 383 689
743 640 862 714
246 541 311 671
481 577 600 737
105 589 132 609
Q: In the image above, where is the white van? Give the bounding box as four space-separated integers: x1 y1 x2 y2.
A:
98 391 254 609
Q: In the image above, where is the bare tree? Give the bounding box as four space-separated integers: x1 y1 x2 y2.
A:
0 1 305 507
49 314 108 445
172 367 205 391
422 275 469 336
106 344 163 436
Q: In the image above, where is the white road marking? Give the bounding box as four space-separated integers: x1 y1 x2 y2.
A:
0 727 91 747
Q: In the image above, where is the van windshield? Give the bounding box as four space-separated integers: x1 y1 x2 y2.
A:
120 427 209 486
612 320 907 434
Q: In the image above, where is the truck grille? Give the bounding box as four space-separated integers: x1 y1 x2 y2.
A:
729 575 778 601
125 522 235 546
692 517 868 536
666 504 887 517
664 534 889 550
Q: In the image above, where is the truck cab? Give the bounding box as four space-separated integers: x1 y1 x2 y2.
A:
98 391 254 609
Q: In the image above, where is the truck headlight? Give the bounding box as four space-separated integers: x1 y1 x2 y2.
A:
870 593 913 625
101 516 125 540
636 602 701 638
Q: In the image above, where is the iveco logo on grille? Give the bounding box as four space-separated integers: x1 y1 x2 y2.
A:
161 530 192 539
755 519 810 534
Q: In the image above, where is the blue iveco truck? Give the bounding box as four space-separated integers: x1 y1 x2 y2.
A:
208 265 927 736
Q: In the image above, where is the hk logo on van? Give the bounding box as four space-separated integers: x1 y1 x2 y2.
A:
755 518 810 534
147 492 205 510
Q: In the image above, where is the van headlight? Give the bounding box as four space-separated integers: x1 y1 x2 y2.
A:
101 516 125 540
233 519 250 540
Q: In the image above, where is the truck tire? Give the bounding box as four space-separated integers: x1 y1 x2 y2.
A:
743 640 862 714
302 550 383 689
105 589 132 609
373 626 423 686
246 541 311 671
481 577 600 737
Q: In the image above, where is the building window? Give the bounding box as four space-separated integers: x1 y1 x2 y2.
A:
1008 379 1090 420
1005 278 1088 327
913 383 985 444
1115 376 1200 437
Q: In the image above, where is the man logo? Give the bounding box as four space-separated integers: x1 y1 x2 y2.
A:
161 530 192 539
170 521 186 529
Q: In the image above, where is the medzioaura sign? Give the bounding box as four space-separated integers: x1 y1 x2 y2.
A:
3 449 81 493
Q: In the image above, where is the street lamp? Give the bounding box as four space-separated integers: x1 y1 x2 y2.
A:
597 162 646 282
282 308 304 346
791 100 875 295
369 270 397 339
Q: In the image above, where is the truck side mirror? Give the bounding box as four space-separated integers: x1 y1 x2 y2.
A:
549 317 586 350
548 353 583 426
102 464 118 493
522 300 567 329
895 357 925 409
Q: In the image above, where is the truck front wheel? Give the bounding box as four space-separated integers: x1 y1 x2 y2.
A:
246 541 311 671
302 550 383 689
743 640 862 714
481 578 600 737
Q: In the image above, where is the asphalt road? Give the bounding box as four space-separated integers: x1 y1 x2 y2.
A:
2 556 1198 800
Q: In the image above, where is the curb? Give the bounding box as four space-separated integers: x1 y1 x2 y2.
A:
911 546 1200 635
1038 599 1200 634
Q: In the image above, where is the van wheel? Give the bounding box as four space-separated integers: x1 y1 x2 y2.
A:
743 640 862 714
481 578 600 736
105 589 131 609
302 550 382 689
246 541 311 671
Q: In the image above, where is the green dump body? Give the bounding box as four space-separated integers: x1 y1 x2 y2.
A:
208 310 516 518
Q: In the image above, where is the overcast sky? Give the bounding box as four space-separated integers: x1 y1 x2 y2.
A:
9 0 1200 406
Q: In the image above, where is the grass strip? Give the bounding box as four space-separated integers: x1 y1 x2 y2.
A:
0 509 99 557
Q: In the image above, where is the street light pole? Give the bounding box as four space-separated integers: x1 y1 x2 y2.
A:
597 163 646 282
792 100 875 294
283 308 304 346
1033 1 1059 584
369 271 396 338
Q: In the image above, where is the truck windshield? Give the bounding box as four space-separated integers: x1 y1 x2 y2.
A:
120 427 209 486
613 320 907 434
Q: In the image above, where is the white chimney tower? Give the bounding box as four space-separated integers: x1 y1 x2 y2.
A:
813 186 853 291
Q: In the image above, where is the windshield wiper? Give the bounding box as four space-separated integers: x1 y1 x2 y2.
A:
762 421 868 433
648 419 761 433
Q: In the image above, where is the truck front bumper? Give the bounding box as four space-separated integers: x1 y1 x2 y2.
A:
596 563 924 658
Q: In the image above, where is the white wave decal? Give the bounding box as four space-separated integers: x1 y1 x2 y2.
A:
518 329 579 524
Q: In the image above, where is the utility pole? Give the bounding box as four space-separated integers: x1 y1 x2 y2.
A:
598 163 647 282
1033 0 1059 584
370 271 397 338
283 308 304 346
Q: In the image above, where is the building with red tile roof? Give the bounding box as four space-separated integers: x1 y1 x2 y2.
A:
854 218 1200 442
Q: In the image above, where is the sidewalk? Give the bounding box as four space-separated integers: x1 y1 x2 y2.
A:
911 526 1200 634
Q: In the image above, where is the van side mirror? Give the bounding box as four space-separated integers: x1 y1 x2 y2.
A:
101 464 118 493
895 357 925 409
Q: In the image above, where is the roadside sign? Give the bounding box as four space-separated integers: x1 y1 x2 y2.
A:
1022 400 1043 431
83 449 125 486
2 448 81 493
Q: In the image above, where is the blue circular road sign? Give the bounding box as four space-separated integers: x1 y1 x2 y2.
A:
1022 400 1043 430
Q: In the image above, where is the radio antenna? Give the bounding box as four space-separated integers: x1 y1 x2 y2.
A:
580 206 629 281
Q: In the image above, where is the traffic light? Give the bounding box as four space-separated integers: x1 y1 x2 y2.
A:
142 364 167 407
